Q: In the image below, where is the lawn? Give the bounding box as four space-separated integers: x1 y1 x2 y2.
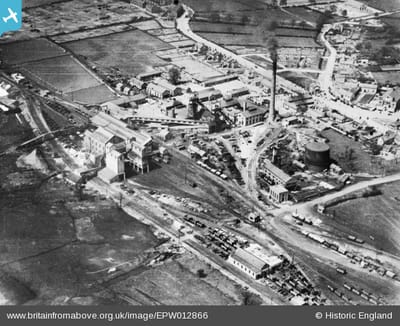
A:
0 38 66 65
65 29 173 76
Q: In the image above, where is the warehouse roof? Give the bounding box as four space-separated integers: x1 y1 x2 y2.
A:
91 112 152 147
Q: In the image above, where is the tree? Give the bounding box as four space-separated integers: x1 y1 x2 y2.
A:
280 0 287 6
342 9 348 17
241 14 250 25
197 269 207 278
210 12 220 22
226 13 234 23
365 42 372 50
168 67 181 85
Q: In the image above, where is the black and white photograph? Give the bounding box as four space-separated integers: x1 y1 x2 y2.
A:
1 0 400 324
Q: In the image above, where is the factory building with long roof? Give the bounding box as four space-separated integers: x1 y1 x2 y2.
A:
84 112 153 177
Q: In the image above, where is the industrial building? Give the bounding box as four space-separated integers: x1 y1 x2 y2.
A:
305 142 331 172
269 184 289 203
262 159 293 186
84 112 153 181
228 244 283 279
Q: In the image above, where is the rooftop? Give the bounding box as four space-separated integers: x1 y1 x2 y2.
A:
91 112 152 147
263 160 292 184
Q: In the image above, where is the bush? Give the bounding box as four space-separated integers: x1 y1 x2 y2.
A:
197 269 207 278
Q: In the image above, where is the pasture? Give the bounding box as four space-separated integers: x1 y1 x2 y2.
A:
21 55 103 94
65 29 173 76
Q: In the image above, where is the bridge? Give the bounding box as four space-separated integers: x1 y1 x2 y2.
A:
17 126 83 150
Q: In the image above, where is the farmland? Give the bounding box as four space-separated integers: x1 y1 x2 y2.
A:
21 55 103 94
0 38 66 65
64 29 173 76
182 0 263 12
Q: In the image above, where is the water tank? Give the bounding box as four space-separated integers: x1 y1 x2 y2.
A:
305 142 330 172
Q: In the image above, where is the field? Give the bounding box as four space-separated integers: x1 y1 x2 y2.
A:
65 29 173 76
112 253 244 305
325 182 400 257
278 71 318 90
182 0 262 12
66 85 116 104
359 0 400 11
22 0 62 8
0 113 158 304
21 55 103 94
320 129 400 175
0 39 66 65
286 7 330 26
372 70 400 85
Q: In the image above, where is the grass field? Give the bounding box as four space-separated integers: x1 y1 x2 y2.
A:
0 114 160 304
22 0 63 8
0 39 66 65
112 253 241 305
320 129 400 175
21 55 103 94
359 0 400 11
325 182 400 257
65 30 173 76
182 0 262 12
66 85 116 104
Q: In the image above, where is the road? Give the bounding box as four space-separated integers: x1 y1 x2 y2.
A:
176 8 305 95
272 171 400 219
245 124 281 199
317 24 337 93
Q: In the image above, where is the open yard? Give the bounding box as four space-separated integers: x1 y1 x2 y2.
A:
65 29 172 76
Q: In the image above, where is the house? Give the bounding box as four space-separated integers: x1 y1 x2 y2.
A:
158 129 173 142
147 83 170 99
137 70 162 82
154 78 183 96
202 74 238 87
358 82 377 95
269 184 289 203
196 88 223 102
129 77 148 90
228 244 283 279
282 116 301 127
284 94 314 112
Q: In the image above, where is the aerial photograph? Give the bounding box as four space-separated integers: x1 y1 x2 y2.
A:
1 0 400 309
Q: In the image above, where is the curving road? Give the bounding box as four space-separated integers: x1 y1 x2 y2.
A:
176 8 306 94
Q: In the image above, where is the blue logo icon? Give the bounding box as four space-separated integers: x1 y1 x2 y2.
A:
0 0 22 36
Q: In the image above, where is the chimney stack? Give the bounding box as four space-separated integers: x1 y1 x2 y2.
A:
269 57 277 122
